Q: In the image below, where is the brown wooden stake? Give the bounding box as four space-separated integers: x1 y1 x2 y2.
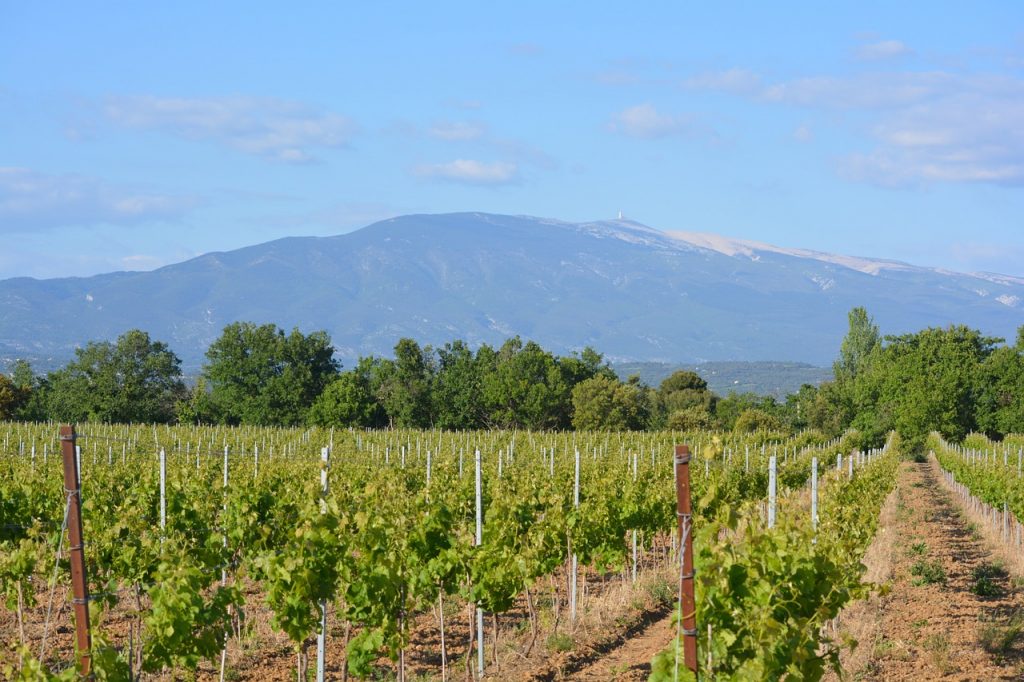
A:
60 425 92 677
674 444 698 677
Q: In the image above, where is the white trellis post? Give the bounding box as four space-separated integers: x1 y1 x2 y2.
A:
571 448 580 622
316 446 330 682
811 457 818 543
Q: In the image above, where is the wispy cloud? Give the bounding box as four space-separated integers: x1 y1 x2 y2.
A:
509 43 543 56
120 254 174 271
683 68 762 95
792 125 814 143
758 72 955 109
492 137 559 171
413 159 520 185
104 95 356 163
856 39 914 62
0 167 199 233
595 69 648 87
444 99 482 110
265 201 405 232
687 67 1024 186
607 103 708 139
428 121 487 141
947 241 1024 277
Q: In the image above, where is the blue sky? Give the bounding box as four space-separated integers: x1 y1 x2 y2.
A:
2 2 1023 279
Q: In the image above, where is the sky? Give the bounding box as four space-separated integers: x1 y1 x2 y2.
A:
2 2 1023 280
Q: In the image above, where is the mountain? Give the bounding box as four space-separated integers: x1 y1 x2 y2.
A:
1 212 1022 372
612 361 833 399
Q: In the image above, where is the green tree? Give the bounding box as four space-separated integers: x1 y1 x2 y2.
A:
308 359 385 428
559 347 616 386
7 360 47 421
432 340 483 429
373 339 433 428
657 370 716 424
834 307 880 381
0 374 22 420
480 337 570 429
203 322 339 426
558 347 617 426
714 392 778 431
780 383 818 431
175 377 220 425
974 333 1024 437
869 325 997 448
11 360 33 392
46 329 186 423
666 405 714 430
571 374 648 430
804 382 849 436
828 307 883 436
733 408 783 433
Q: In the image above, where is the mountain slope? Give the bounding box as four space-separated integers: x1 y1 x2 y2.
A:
1 212 1021 370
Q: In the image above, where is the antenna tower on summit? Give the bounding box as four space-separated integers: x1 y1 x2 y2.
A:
617 210 623 220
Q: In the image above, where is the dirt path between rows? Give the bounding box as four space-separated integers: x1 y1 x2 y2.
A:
563 609 675 681
833 460 1024 680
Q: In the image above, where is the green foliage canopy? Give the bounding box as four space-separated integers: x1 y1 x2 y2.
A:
203 322 340 426
571 374 649 430
45 329 186 423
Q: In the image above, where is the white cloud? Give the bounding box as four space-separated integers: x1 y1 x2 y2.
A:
444 99 482 110
856 39 914 61
683 68 762 95
509 43 543 56
760 72 951 109
844 79 1024 185
120 254 171 271
0 167 199 232
492 137 559 171
607 103 704 139
104 95 356 163
688 66 1024 186
792 125 814 143
428 121 487 141
413 159 520 185
267 201 406 231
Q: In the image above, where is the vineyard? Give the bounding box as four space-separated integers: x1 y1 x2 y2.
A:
2 422 898 680
932 433 1024 566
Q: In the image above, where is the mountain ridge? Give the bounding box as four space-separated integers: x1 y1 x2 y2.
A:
1 212 1021 371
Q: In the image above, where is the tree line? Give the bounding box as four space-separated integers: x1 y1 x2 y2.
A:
804 307 1024 451
1 311 1022 446
0 323 712 431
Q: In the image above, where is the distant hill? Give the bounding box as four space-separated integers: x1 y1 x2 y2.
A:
613 361 833 399
1 212 1021 371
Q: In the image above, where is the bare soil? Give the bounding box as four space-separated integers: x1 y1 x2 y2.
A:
1 544 680 681
830 460 1024 681
11 460 1024 681
554 609 675 681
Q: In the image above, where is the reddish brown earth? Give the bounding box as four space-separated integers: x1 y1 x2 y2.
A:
830 461 1024 681
554 609 675 681
9 461 1024 680
1 546 679 680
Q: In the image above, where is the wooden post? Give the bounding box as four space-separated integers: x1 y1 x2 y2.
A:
674 445 698 677
60 425 92 677
475 449 485 678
